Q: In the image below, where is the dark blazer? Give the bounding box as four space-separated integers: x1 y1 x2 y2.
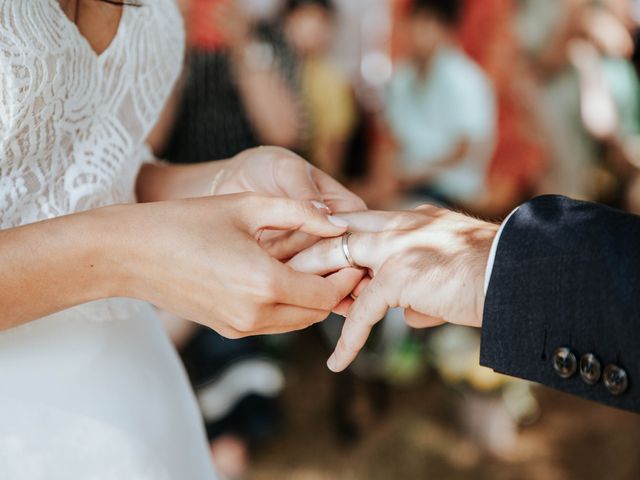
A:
480 195 640 413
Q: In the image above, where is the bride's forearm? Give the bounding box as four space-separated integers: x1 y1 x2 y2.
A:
136 160 231 203
0 208 135 330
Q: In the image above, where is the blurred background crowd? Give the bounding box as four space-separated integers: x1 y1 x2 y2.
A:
152 0 640 478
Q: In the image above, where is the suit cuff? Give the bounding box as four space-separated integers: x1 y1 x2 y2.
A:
484 208 518 295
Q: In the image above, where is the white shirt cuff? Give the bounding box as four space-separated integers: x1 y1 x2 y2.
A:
484 208 519 296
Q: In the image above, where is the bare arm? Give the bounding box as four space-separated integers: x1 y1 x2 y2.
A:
136 159 231 203
0 208 130 330
216 2 300 148
2 145 368 332
0 195 360 336
230 44 300 148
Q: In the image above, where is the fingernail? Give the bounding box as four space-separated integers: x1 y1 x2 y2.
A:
327 353 338 372
311 200 331 212
328 215 349 228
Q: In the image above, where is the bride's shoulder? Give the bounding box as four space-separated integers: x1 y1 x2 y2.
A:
0 1 63 52
0 1 65 125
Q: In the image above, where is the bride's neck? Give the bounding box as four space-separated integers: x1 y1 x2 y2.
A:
58 0 124 56
58 0 79 22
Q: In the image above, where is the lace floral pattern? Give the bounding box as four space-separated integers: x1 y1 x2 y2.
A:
0 5 218 479
0 0 185 228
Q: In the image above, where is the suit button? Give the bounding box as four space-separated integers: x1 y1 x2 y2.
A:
603 364 629 396
553 347 577 379
579 353 602 385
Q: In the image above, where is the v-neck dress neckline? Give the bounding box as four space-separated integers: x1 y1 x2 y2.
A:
50 0 128 62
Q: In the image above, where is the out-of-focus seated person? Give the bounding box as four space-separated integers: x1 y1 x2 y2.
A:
157 0 302 163
382 0 497 210
517 0 640 202
282 0 357 179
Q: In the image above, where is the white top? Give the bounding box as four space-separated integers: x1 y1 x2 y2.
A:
0 1 217 478
386 46 497 203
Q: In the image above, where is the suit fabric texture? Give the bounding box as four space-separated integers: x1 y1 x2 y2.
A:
481 195 640 413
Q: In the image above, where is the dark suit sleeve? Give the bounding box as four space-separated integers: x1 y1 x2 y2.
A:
480 195 640 413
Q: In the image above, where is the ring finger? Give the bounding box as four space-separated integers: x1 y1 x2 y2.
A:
287 232 376 275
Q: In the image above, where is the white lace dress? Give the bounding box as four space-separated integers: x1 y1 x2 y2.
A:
0 1 217 478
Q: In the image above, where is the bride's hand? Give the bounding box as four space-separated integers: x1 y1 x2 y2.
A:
218 147 365 210
116 193 363 338
215 147 367 259
288 206 498 371
141 147 367 259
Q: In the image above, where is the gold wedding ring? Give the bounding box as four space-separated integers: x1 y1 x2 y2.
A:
341 232 357 268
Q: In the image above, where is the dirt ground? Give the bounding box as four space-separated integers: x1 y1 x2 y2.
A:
248 329 640 480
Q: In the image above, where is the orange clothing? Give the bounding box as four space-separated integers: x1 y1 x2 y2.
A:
188 0 229 50
458 0 546 192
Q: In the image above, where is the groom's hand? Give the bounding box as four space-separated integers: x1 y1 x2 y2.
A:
288 206 498 372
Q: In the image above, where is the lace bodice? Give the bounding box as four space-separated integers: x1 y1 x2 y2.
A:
0 0 185 228
0 5 218 478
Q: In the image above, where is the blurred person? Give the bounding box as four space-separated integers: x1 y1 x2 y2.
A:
517 0 594 199
0 1 366 478
154 2 306 477
571 0 640 202
158 0 300 161
518 0 640 202
282 0 357 180
290 195 640 414
458 0 547 217
383 0 497 210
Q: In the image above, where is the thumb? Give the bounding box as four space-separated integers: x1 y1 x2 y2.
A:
242 195 350 238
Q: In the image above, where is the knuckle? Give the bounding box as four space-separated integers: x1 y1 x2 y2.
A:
247 267 280 300
383 213 412 230
349 311 369 328
240 191 261 203
395 213 423 230
220 329 245 340
237 193 263 216
268 149 304 173
268 196 303 219
413 204 437 215
233 319 257 335
259 267 282 300
289 198 314 218
232 306 263 333
320 283 342 308
267 145 292 158
306 239 330 263
328 289 343 308
381 253 406 274
311 310 331 325
339 335 360 354
297 312 325 329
